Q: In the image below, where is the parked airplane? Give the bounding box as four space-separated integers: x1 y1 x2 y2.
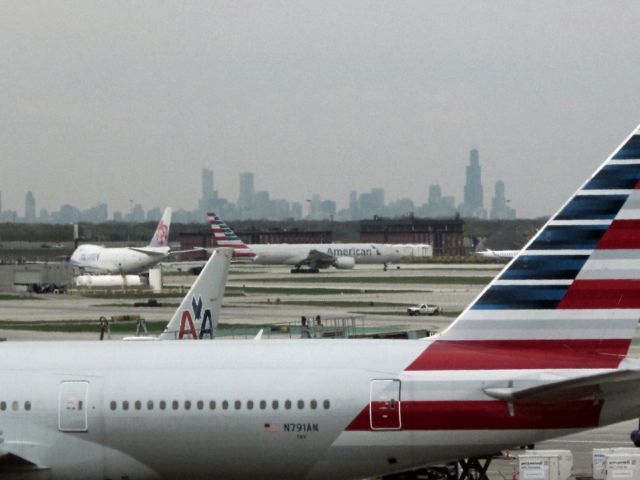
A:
5 125 640 479
70 208 175 274
207 212 405 272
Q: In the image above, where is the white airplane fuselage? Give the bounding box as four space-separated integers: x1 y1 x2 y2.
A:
69 245 170 275
3 340 639 480
249 243 403 267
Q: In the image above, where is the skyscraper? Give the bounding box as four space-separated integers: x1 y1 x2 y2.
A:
25 191 36 223
461 149 486 218
490 180 516 219
238 172 255 216
202 168 214 203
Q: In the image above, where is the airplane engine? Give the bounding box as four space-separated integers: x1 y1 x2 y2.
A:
334 256 356 269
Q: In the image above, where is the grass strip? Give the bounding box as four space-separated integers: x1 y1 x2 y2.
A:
243 276 492 285
228 286 420 295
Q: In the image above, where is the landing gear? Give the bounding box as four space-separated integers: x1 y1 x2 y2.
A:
383 263 388 272
290 267 320 274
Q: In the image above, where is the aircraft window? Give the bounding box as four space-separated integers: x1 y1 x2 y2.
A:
234 400 241 410
323 400 330 409
172 400 179 410
297 400 304 410
259 400 266 410
12 401 18 411
185 400 192 410
78 400 83 411
209 400 216 410
222 400 229 410
247 400 254 410
284 400 292 410
0 401 5 411
310 400 317 410
272 400 279 410
197 400 204 410
135 401 142 410
110 401 117 411
24 401 31 411
159 400 166 410
147 400 154 410
122 401 129 411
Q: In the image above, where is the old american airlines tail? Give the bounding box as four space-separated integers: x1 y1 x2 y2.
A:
6 125 640 479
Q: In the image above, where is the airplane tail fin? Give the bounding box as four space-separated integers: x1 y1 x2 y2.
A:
148 207 172 248
418 125 640 370
207 212 257 260
159 248 232 340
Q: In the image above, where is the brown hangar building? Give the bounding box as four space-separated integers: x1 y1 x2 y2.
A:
359 216 464 256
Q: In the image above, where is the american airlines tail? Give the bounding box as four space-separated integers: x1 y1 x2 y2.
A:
207 212 257 259
432 126 640 370
159 248 232 339
148 207 172 248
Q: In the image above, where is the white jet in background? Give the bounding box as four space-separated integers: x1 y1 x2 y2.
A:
70 207 174 275
207 211 405 272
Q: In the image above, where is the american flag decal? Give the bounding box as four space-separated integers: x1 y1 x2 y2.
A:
264 422 281 432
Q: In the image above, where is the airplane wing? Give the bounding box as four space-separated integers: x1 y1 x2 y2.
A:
166 247 207 256
484 369 640 403
302 249 336 270
128 247 168 256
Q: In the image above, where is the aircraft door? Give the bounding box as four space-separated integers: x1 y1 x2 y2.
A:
58 381 89 432
370 379 401 430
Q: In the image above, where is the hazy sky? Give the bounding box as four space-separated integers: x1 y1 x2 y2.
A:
3 1 640 218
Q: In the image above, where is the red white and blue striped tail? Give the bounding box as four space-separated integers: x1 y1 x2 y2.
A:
424 125 640 370
206 212 257 260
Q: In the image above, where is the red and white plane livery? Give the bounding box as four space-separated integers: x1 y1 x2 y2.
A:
4 125 640 479
207 212 405 272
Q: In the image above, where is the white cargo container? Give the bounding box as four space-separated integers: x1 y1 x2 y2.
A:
605 453 640 480
519 450 573 480
593 449 640 480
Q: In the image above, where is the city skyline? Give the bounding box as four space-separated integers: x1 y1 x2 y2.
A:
1 149 518 223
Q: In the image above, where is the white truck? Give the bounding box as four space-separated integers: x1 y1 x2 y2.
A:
407 303 440 316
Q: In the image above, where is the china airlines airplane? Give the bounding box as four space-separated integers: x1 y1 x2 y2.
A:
207 212 405 272
70 208 174 275
5 125 640 479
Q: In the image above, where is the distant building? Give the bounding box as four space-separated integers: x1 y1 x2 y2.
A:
238 172 255 217
460 149 486 218
291 202 303 220
202 168 214 204
421 184 456 218
360 216 465 256
490 180 516 219
25 191 36 223
198 168 219 216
